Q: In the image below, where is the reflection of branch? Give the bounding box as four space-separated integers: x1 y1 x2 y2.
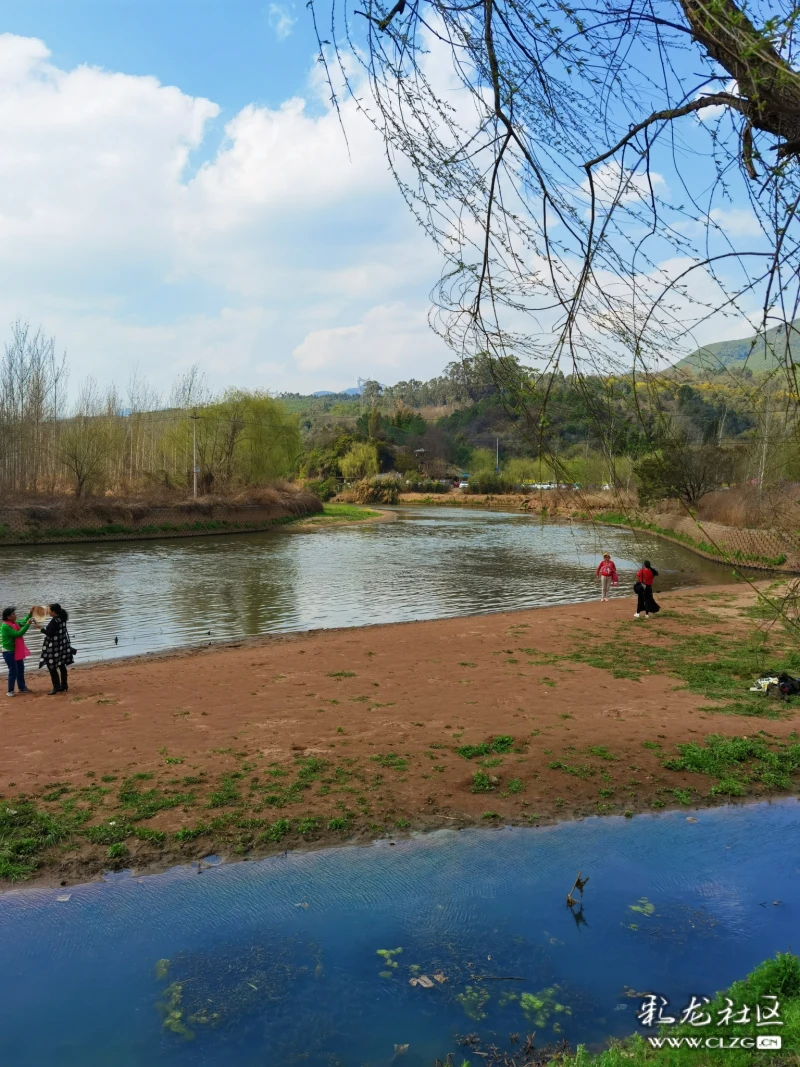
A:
585 94 746 169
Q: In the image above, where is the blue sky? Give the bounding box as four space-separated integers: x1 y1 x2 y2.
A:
1 0 318 113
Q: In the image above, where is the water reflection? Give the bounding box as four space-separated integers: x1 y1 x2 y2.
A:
0 507 735 663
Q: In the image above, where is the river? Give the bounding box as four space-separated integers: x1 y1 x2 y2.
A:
1 802 796 1065
1 506 735 664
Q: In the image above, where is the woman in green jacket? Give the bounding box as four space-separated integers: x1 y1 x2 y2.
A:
1 607 37 697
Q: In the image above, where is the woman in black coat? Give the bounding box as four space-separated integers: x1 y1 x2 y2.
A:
39 603 74 694
634 560 660 618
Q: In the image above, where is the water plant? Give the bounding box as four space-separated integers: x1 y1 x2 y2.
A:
519 985 572 1029
456 984 491 1020
629 897 656 916
376 947 402 978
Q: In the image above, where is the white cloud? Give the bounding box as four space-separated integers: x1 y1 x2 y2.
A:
0 32 450 394
708 207 763 238
293 303 445 379
267 4 297 40
580 161 667 209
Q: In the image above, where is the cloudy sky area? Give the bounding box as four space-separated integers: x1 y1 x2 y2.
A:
0 0 455 396
0 0 766 398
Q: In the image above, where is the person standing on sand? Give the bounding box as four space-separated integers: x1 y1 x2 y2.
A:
634 560 660 619
2 607 37 697
595 553 618 601
39 603 74 695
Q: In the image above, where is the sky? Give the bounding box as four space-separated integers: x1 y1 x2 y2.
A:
0 0 453 398
0 2 770 402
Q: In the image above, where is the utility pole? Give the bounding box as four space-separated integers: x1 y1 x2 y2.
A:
191 409 199 498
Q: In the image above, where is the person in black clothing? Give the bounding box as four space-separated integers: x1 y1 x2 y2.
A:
634 560 660 618
39 603 74 694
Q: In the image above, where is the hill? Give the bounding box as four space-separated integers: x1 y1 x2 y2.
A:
675 319 799 375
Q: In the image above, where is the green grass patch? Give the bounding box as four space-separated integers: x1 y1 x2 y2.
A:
369 753 408 771
547 760 595 779
566 615 800 718
317 503 380 522
456 735 515 760
662 733 800 795
549 952 800 1066
118 778 195 820
0 801 85 880
470 770 498 793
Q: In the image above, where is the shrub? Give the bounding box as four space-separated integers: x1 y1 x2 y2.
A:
404 478 450 494
466 472 516 494
305 478 338 501
351 478 399 505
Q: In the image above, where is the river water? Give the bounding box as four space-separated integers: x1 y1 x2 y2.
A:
1 802 797 1066
1 506 734 663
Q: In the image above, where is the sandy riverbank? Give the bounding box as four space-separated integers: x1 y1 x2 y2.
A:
2 580 797 888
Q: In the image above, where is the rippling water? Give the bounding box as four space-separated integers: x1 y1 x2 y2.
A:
1 802 797 1065
1 506 735 663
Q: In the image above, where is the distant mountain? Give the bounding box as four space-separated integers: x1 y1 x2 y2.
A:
675 319 800 375
312 386 362 397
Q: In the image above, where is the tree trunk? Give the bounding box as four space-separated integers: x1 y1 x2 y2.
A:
680 0 800 144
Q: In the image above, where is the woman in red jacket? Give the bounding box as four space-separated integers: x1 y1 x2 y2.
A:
595 553 618 601
634 559 660 618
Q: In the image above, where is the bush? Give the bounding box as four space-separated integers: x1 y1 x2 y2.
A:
352 478 399 504
465 472 515 494
305 478 338 501
404 478 450 494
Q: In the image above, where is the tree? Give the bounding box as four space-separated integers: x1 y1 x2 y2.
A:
59 380 117 498
340 442 379 479
635 443 735 507
318 0 800 485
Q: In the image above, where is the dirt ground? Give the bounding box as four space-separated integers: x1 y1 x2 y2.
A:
2 580 796 887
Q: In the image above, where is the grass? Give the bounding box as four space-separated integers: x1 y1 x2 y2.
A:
470 770 498 793
0 801 83 880
545 952 800 1066
565 612 800 718
662 733 800 794
547 760 595 780
315 503 380 522
456 735 515 760
369 753 408 770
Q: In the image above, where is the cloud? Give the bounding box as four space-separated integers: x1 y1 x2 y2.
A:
267 4 297 40
708 207 763 238
0 32 450 394
293 303 446 381
580 161 667 208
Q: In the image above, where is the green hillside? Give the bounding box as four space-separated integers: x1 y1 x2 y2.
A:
676 318 799 375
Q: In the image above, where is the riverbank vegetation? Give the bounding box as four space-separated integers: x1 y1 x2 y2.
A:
3 324 799 538
444 953 800 1066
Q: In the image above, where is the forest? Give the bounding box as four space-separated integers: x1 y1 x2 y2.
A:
1 323 796 510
